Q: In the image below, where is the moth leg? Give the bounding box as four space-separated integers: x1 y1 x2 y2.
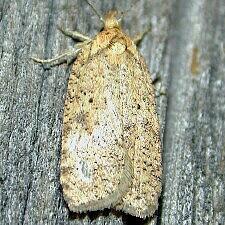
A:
155 85 166 97
133 26 151 45
31 48 81 68
152 76 166 97
57 26 91 41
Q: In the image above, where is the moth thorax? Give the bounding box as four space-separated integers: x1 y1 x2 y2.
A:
104 11 120 29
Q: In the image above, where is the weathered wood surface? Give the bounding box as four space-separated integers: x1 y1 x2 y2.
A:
0 0 224 224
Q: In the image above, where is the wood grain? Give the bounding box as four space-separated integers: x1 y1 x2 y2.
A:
0 0 224 224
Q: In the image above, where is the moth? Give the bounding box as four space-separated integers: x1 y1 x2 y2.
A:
32 1 162 219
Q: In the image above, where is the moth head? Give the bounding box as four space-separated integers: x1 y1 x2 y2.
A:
104 11 120 29
84 1 122 30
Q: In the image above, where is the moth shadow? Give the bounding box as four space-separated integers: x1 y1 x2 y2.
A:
122 214 147 225
68 209 148 224
68 209 115 221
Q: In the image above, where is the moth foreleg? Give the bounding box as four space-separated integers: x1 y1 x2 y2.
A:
57 26 91 41
133 26 151 45
31 48 81 68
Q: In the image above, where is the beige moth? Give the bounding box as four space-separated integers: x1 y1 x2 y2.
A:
32 1 162 219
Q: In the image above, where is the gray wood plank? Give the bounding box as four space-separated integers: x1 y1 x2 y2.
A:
161 1 225 225
0 0 224 225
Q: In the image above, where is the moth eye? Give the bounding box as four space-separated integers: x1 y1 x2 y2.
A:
89 97 93 103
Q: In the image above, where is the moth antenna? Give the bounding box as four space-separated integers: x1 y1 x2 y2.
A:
118 1 140 21
84 0 104 23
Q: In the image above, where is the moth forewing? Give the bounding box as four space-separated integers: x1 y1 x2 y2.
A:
61 25 162 217
61 44 134 211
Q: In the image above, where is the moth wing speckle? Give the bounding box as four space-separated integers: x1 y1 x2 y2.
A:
112 53 162 218
60 43 133 212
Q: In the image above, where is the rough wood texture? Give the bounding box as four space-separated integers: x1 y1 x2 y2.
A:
0 0 224 224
